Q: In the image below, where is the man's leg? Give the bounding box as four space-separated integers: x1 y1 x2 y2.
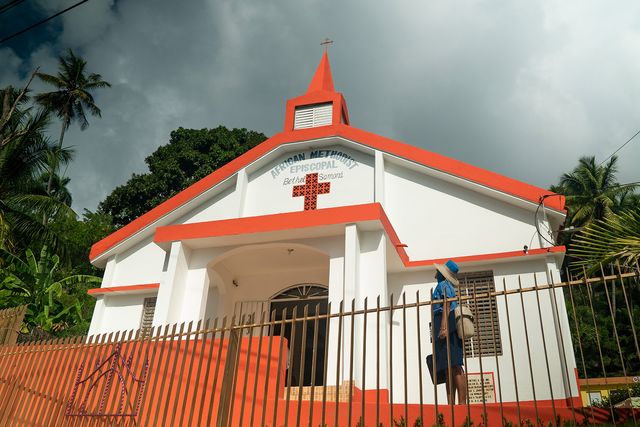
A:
445 370 456 404
454 366 467 404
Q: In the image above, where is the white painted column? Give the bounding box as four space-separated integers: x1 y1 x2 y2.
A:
344 224 360 302
236 168 249 217
87 256 117 336
325 224 358 387
374 151 385 205
341 224 360 385
154 241 191 326
544 256 578 400
356 230 389 392
87 297 105 338
536 214 576 399
180 267 211 323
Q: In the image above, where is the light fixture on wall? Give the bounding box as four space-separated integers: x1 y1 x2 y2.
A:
232 279 239 287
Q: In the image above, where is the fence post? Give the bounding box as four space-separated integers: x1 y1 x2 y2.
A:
217 320 241 427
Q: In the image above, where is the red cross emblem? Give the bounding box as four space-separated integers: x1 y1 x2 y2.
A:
292 173 331 210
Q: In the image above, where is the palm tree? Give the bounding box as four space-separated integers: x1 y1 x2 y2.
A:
557 156 637 228
0 112 74 253
35 49 111 197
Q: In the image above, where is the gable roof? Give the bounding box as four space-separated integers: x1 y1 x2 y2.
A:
90 123 565 262
90 52 565 263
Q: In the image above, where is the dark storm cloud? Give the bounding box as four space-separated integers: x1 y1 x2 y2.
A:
2 0 639 213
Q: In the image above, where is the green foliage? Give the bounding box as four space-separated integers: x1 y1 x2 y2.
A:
0 52 112 338
565 274 640 378
52 209 114 276
554 156 637 228
570 210 640 274
393 416 407 427
36 49 111 203
0 246 101 334
99 126 267 228
592 383 640 409
35 49 111 135
0 93 75 254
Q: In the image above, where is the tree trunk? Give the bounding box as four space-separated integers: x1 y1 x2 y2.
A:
43 109 69 225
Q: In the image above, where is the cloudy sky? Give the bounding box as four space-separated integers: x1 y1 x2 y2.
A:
1 1 639 213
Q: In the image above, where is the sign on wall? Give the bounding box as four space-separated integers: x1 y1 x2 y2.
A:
269 149 361 211
244 146 372 216
466 372 496 403
269 149 359 182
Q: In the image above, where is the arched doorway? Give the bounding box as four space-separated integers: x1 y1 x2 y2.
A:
270 284 328 387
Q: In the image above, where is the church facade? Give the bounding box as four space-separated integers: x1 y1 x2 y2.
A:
87 52 578 405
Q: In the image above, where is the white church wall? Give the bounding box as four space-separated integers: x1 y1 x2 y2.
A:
385 259 577 404
111 237 166 286
187 237 343 323
491 260 578 403
93 294 150 334
243 145 374 217
154 241 190 326
383 161 548 261
178 181 239 224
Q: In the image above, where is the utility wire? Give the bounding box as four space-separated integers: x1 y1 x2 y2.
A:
0 0 90 44
0 0 27 14
599 128 640 166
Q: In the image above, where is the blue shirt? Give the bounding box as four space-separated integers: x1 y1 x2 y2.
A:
432 279 458 314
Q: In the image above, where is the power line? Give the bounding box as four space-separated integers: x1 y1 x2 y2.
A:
0 0 27 14
0 0 90 44
599 128 640 166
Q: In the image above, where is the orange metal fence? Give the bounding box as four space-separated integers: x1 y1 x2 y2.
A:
0 266 638 426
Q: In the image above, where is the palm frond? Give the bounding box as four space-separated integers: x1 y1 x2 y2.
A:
569 209 640 274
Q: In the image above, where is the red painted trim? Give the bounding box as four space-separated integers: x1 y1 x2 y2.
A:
578 375 640 387
87 283 160 296
406 246 566 268
154 203 565 269
90 124 565 261
155 203 382 243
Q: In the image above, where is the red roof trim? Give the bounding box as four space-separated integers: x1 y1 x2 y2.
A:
87 283 160 296
153 203 565 268
406 246 566 268
155 203 382 243
90 124 564 261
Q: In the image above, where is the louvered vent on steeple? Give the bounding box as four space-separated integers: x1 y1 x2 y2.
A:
284 51 350 131
294 103 333 129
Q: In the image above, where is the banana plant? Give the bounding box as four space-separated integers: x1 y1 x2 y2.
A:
0 246 101 333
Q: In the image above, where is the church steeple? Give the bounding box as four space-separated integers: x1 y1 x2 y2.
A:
306 51 335 93
284 49 350 131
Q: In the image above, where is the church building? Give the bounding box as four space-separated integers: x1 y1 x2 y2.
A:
86 52 579 405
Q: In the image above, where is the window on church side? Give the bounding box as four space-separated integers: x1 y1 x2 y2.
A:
458 271 503 358
139 297 157 338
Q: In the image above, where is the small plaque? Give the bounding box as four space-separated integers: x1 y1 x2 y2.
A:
466 372 496 403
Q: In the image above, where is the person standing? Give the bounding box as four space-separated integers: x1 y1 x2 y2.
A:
431 259 467 405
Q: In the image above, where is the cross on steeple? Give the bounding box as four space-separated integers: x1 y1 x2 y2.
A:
292 173 331 210
320 38 333 52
